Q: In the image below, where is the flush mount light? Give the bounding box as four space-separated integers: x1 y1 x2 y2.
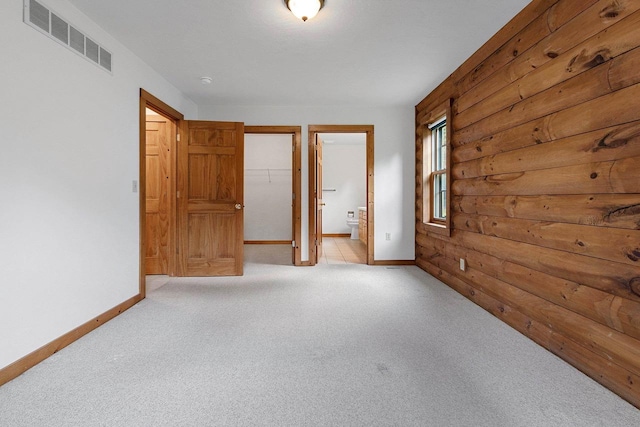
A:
285 0 325 22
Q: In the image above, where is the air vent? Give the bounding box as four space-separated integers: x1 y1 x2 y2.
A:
23 0 113 73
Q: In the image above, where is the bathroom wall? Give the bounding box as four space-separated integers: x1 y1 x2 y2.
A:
244 134 293 241
321 138 367 234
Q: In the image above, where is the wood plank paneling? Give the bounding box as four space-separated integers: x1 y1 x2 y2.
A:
454 194 640 230
416 0 640 408
456 2 640 115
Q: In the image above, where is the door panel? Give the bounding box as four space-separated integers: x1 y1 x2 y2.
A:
145 115 171 274
178 121 244 276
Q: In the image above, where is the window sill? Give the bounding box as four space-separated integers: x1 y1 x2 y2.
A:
422 221 451 237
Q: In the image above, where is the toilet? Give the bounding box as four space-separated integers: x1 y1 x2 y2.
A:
346 212 359 240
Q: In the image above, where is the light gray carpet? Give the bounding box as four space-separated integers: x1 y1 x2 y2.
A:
1 245 639 426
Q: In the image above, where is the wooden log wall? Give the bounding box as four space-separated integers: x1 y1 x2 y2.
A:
415 0 640 407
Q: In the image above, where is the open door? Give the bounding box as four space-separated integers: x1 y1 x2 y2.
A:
315 134 324 261
177 120 245 276
145 112 175 275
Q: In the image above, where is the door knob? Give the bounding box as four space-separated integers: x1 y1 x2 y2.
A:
235 203 242 210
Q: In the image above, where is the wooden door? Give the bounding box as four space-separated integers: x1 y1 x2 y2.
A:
178 121 245 276
315 134 324 261
145 114 173 274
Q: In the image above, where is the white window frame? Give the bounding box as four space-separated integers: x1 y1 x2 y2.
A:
420 99 452 236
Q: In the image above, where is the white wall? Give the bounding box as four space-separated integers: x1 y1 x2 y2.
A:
322 142 367 234
0 0 197 369
244 134 292 241
199 105 416 262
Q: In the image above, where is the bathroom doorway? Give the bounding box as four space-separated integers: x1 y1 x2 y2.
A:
318 132 367 264
309 125 374 265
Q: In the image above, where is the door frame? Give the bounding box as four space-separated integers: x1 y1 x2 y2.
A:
139 89 184 297
244 126 303 266
308 125 374 265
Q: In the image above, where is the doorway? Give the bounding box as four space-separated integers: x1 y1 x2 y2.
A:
317 132 367 265
308 125 374 265
244 126 303 265
139 90 183 297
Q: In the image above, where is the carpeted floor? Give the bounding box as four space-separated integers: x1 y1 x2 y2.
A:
1 245 639 426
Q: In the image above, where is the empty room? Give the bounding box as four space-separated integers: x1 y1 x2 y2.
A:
1 0 639 425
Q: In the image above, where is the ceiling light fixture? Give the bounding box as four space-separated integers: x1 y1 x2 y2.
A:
285 0 324 22
200 76 213 85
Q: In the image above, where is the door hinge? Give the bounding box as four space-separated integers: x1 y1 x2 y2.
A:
292 144 295 152
292 240 296 248
176 133 181 142
315 239 318 246
176 191 180 199
292 193 296 200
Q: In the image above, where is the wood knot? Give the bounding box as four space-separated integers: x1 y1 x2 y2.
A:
590 172 598 179
513 49 518 57
584 53 607 69
547 51 559 59
630 278 640 297
600 3 622 19
592 125 638 152
627 249 640 262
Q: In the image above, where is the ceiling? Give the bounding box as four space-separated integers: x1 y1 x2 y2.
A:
68 0 531 107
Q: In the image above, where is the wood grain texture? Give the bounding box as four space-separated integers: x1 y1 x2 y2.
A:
145 115 172 275
456 2 639 116
453 121 640 179
416 0 640 408
454 194 640 230
178 121 244 276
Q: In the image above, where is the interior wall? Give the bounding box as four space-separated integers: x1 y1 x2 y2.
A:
415 0 640 407
199 105 416 262
0 0 197 370
244 134 292 241
322 142 366 234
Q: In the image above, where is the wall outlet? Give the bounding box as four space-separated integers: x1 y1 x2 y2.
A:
385 233 391 241
460 258 467 271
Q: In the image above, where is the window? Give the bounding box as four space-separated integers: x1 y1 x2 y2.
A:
430 117 447 222
421 99 452 236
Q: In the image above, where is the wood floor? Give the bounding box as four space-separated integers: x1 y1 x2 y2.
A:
319 237 366 264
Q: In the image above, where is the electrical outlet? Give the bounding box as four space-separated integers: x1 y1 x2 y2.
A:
385 233 391 241
460 258 466 271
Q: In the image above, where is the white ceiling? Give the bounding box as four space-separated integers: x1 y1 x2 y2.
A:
68 0 531 107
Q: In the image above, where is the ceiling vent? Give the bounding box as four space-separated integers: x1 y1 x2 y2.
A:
23 0 112 73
